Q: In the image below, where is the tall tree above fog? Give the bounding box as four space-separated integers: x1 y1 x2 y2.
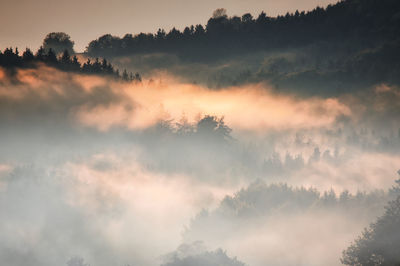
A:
43 32 75 55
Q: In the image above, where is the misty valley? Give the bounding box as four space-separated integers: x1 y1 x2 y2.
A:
0 0 400 265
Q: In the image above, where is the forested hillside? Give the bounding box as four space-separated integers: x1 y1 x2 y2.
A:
86 0 400 59
85 0 400 93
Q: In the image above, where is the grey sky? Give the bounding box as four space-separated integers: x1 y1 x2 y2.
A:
0 0 336 52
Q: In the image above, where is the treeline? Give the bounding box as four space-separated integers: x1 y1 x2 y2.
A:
186 179 400 241
0 47 141 82
342 185 400 266
86 0 400 61
340 193 400 266
218 181 397 218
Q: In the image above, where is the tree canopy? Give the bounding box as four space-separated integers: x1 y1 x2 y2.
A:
83 0 400 90
43 32 75 55
342 180 400 266
85 0 400 61
0 47 141 82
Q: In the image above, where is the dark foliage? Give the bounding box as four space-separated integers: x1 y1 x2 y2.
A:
84 0 400 91
215 181 394 218
0 47 141 82
86 0 400 60
185 179 400 247
43 32 75 55
341 180 400 266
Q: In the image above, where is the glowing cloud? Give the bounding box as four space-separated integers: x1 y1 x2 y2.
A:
75 76 351 132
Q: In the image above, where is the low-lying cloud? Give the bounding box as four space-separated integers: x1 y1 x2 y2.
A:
0 65 399 266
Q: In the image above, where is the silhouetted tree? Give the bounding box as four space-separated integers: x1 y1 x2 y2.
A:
71 56 81 71
22 48 34 62
60 50 71 64
212 8 227 19
134 72 141 82
82 58 92 72
43 32 75 54
194 24 205 36
241 13 253 23
156 28 166 40
196 115 232 140
46 48 58 64
0 48 21 66
35 46 45 61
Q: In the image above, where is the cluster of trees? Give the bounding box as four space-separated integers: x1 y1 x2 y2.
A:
164 249 244 266
261 147 356 177
149 115 232 141
186 178 400 236
342 179 400 265
135 115 236 179
86 0 400 60
84 0 400 90
214 181 396 219
186 177 400 265
0 47 141 82
42 32 75 55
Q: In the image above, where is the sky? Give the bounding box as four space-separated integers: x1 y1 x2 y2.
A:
0 0 337 52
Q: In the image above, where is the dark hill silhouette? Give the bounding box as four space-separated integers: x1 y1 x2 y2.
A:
84 0 400 92
86 0 400 60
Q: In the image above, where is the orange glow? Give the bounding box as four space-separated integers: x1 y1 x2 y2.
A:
0 66 353 132
0 68 5 80
76 76 351 132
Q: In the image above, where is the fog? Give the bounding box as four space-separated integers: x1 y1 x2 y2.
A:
0 64 399 266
